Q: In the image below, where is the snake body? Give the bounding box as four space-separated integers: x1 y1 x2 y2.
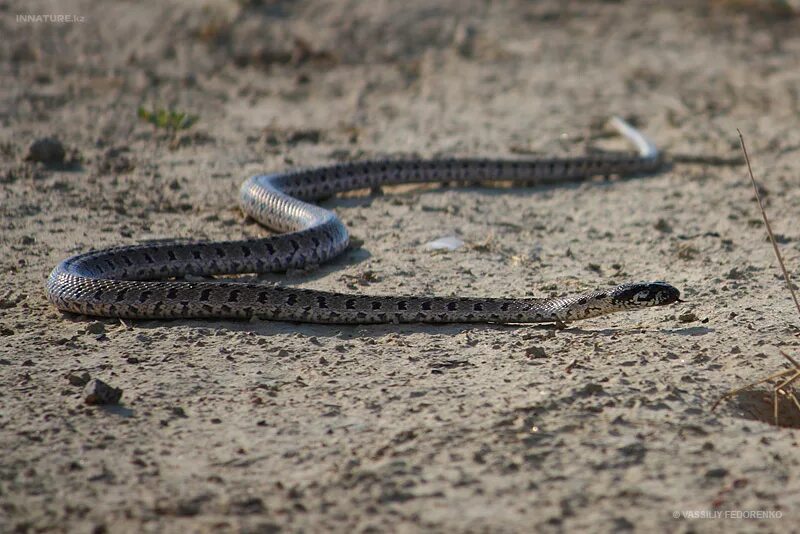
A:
46 117 681 323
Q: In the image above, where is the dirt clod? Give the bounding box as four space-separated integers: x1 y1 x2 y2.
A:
83 378 123 405
25 137 65 166
67 371 91 387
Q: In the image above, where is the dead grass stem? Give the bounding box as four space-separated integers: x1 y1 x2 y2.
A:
710 131 800 426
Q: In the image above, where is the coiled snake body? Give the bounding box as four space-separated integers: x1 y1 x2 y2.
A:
46 118 681 323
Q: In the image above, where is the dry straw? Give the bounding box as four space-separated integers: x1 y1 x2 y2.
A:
710 131 800 425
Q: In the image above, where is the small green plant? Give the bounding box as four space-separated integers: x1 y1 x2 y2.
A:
137 107 198 134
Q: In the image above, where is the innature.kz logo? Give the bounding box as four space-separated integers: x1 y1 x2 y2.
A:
17 14 86 23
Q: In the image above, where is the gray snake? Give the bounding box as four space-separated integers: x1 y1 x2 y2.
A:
46 117 681 323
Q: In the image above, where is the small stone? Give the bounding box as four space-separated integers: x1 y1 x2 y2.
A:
725 267 745 280
286 129 321 145
255 381 279 397
678 312 698 323
83 378 123 405
21 359 34 366
135 333 151 344
579 383 605 396
25 137 65 166
169 406 187 418
618 441 646 458
251 522 280 534
276 349 289 358
453 22 478 58
67 461 83 471
85 322 105 335
654 218 672 233
705 467 728 478
424 235 464 251
67 371 90 387
612 517 635 531
676 244 698 260
524 346 547 359
11 42 40 62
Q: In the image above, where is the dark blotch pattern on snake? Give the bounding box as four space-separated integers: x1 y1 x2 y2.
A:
46 117 681 323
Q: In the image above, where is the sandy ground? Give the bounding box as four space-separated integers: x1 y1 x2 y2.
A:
2 0 800 532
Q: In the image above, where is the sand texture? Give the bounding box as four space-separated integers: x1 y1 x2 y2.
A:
2 1 800 532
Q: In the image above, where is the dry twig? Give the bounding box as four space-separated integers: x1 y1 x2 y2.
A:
738 130 800 315
711 132 800 426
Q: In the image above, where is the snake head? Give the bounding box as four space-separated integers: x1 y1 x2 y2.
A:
609 281 681 308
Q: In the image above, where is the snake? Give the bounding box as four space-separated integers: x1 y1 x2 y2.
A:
46 117 681 324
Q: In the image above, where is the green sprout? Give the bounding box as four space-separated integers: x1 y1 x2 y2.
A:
137 107 198 134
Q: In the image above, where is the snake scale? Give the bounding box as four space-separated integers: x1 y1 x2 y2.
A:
46 117 681 323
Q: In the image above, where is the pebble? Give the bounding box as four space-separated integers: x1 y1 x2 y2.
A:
705 467 729 478
67 371 90 387
525 346 547 359
169 406 187 418
579 383 605 396
97 146 134 174
678 312 698 323
725 267 745 280
83 378 123 405
654 218 673 233
424 235 464 251
25 137 65 166
85 322 105 335
453 22 478 58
